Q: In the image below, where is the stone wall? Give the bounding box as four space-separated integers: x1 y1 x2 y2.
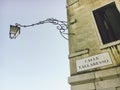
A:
67 0 120 90
67 0 120 75
68 66 120 90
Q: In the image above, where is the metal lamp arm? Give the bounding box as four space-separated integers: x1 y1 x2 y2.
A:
14 18 68 40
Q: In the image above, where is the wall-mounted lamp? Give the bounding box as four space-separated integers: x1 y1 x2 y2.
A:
9 25 20 39
9 18 75 40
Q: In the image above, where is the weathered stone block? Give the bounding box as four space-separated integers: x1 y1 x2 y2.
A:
71 83 95 90
95 68 117 79
95 78 120 89
68 72 95 84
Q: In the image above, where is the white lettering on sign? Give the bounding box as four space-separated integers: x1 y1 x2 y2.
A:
76 52 112 72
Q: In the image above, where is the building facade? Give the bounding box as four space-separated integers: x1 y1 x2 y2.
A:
67 0 120 90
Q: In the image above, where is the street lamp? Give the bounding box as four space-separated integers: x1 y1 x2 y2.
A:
9 25 20 39
9 18 72 40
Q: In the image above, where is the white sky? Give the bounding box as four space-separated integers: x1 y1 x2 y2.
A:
0 0 70 90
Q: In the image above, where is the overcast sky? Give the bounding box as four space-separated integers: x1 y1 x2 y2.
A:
0 0 70 90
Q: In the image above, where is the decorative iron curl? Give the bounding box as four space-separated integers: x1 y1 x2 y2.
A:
15 18 68 40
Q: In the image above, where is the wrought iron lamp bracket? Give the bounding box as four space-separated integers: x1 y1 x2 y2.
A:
10 18 74 40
